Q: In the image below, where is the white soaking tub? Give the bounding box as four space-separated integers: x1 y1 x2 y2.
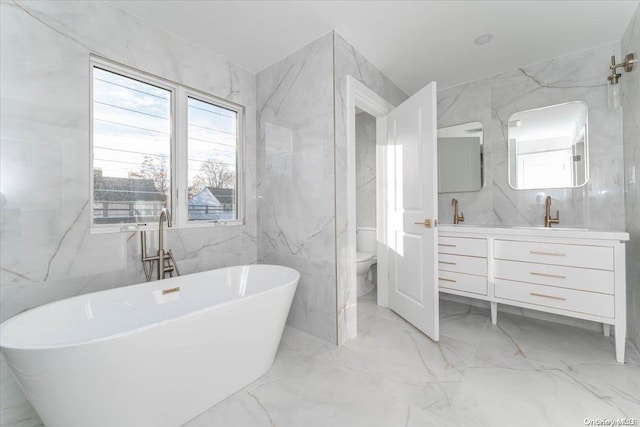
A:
0 264 299 427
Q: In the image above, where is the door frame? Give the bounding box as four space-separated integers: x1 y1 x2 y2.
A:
345 76 394 340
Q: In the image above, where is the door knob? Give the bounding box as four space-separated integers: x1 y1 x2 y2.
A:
414 219 432 228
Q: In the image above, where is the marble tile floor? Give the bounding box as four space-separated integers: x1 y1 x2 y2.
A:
185 294 640 427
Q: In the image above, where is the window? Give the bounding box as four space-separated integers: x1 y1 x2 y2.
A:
92 67 172 225
186 96 239 222
90 57 244 231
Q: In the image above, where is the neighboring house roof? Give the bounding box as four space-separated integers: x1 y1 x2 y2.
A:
189 187 222 207
94 176 165 202
207 187 235 205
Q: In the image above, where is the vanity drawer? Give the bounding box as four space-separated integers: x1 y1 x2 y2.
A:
439 253 487 276
495 279 614 318
438 236 487 257
439 271 487 296
494 259 614 294
494 240 613 270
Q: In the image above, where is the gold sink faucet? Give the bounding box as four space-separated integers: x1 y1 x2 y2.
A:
452 198 464 225
545 196 560 228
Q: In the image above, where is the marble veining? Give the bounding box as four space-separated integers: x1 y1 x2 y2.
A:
437 42 625 231
256 33 337 343
0 1 257 424
622 5 640 351
257 31 407 346
437 79 494 225
183 297 640 427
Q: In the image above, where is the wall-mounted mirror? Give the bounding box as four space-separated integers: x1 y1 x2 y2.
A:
508 101 589 190
437 122 484 193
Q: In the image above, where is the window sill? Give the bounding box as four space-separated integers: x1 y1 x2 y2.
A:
90 220 245 234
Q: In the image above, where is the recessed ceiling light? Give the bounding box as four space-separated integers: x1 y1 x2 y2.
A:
474 33 493 45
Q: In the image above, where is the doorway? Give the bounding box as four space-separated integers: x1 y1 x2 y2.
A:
344 77 440 343
344 77 394 341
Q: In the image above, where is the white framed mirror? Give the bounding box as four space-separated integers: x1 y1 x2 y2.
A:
437 122 484 193
508 101 589 190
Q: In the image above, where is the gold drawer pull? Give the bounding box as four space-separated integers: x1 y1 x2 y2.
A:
162 286 180 295
439 277 457 283
439 244 457 247
530 292 566 301
530 251 565 257
530 272 566 279
439 261 457 265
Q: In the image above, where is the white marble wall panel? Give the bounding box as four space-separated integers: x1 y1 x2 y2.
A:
490 42 624 229
437 42 625 230
355 112 377 229
622 5 640 351
437 79 494 225
256 33 337 343
334 33 408 344
0 2 257 425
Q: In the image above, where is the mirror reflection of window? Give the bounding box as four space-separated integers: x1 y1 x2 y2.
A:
508 102 588 190
437 122 484 193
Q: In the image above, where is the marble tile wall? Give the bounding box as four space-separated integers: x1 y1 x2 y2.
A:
437 79 494 224
622 5 640 351
256 33 337 343
355 112 377 229
333 33 408 344
257 32 406 346
0 2 257 425
437 42 625 231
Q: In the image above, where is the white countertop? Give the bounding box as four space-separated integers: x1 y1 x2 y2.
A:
438 224 629 241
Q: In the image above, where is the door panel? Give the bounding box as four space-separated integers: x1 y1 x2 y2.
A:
386 82 439 341
396 232 424 303
397 109 422 210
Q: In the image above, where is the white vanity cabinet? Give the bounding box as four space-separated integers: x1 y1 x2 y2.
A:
438 236 488 296
438 226 629 363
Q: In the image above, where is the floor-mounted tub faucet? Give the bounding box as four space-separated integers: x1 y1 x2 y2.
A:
158 208 171 279
140 208 180 281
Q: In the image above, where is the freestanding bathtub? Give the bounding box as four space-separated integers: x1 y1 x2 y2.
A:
0 264 299 427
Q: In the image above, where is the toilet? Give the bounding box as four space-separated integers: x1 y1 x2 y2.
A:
356 227 377 297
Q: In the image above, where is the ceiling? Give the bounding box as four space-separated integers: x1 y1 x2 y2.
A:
110 1 639 95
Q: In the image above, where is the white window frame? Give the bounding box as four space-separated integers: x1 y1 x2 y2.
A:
177 88 245 229
89 55 245 233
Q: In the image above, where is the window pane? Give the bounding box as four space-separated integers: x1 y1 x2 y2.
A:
187 97 238 221
92 67 171 225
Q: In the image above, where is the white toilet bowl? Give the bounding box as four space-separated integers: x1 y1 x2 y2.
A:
356 227 377 297
356 252 376 297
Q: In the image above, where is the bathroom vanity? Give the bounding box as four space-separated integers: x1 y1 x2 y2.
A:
438 225 629 363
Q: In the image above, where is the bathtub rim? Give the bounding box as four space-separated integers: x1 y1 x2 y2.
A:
0 264 300 351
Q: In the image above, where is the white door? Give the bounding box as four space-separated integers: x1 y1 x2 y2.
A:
386 82 439 341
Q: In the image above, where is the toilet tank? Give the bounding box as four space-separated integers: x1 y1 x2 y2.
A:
356 227 377 254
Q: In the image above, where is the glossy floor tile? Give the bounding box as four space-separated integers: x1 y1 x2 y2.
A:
184 293 640 427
